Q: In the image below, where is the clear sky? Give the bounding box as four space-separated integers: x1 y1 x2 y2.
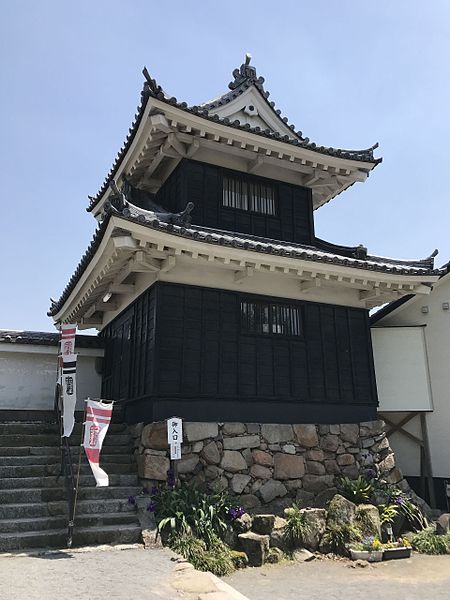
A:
1 1 449 332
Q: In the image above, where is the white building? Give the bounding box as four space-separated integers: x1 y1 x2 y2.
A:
371 270 450 509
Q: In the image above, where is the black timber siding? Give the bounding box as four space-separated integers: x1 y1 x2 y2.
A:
101 282 378 425
156 160 314 244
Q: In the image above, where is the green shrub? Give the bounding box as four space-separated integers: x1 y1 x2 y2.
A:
378 504 399 525
170 533 235 576
322 523 362 555
337 476 374 504
411 527 450 555
283 505 311 549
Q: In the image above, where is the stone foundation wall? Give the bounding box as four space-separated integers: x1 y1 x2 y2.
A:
132 420 407 510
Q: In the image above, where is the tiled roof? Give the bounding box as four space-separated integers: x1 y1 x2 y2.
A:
87 57 380 213
0 329 103 348
48 203 440 318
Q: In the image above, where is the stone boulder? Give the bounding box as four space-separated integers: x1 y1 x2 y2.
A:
177 453 199 474
231 473 251 494
295 489 315 508
301 508 327 551
356 504 381 538
252 449 274 467
340 423 359 445
293 424 319 448
436 513 450 535
269 517 288 550
250 464 272 479
222 422 246 435
137 454 170 481
261 424 294 444
233 513 252 533
252 514 276 535
327 494 357 528
302 474 334 494
184 422 218 442
273 453 305 480
223 435 260 450
238 532 270 567
141 422 169 450
259 480 288 503
221 450 247 472
201 441 221 465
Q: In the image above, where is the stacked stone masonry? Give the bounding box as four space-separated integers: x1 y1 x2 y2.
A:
133 420 408 509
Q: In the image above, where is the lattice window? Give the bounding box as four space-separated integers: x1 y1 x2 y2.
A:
223 175 276 215
240 301 302 336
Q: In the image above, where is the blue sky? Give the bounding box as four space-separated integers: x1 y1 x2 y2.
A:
1 1 449 331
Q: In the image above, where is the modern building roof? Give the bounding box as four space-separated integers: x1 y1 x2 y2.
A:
0 329 103 348
87 55 380 214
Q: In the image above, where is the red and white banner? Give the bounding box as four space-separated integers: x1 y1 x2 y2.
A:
60 323 77 357
61 353 77 438
83 399 113 487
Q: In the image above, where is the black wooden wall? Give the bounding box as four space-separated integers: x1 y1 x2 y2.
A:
156 160 314 244
101 282 378 425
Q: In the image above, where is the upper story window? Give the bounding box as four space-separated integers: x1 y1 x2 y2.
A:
240 300 302 337
223 175 276 215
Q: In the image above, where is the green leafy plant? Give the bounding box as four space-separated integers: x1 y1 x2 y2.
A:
378 503 399 525
337 476 374 504
322 522 362 555
410 527 450 555
170 533 235 576
283 505 311 549
350 536 383 552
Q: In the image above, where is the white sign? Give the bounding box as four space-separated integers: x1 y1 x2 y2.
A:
167 417 183 461
167 417 183 444
170 444 181 460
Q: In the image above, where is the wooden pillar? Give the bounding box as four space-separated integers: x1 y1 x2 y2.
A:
420 412 436 509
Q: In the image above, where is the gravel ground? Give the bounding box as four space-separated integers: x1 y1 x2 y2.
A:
0 546 186 600
223 554 450 600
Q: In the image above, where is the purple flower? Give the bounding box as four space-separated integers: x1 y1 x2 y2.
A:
166 468 176 488
394 496 404 505
128 495 136 505
150 485 159 496
228 506 245 520
365 469 376 481
147 501 157 513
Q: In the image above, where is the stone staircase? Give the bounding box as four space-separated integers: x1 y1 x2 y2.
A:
0 420 142 552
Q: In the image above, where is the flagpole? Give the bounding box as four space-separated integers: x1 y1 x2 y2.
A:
71 399 87 543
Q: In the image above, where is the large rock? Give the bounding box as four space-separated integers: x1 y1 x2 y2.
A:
314 488 337 508
337 453 355 466
436 513 450 535
261 424 294 444
201 441 221 465
324 459 341 475
223 435 260 450
221 450 247 472
327 494 356 527
378 453 396 473
250 464 272 479
295 489 315 508
306 449 324 462
259 479 288 503
204 465 222 481
320 434 339 452
233 513 253 533
141 422 169 450
238 532 270 566
356 504 381 538
241 494 261 510
293 424 319 448
252 514 276 535
252 449 274 467
341 423 359 444
184 422 218 442
177 453 199 474
300 508 327 551
269 517 288 550
231 473 251 494
302 474 334 494
274 453 305 480
360 420 385 437
137 454 170 481
306 461 326 475
223 422 246 435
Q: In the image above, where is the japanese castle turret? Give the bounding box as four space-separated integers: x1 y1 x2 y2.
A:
49 55 439 425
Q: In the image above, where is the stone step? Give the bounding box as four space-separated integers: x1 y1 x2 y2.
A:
0 454 134 466
0 433 132 447
0 473 139 490
0 498 136 519
0 445 133 457
0 523 142 552
0 422 128 435
0 462 136 478
0 486 141 504
0 511 139 534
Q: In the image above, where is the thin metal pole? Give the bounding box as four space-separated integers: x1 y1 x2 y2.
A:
420 412 436 509
72 403 87 532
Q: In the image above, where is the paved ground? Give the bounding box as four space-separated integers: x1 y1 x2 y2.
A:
224 554 450 600
0 546 182 600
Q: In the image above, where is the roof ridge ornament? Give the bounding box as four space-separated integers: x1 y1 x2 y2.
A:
229 53 264 90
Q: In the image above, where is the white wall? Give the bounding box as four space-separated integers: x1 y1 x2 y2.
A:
0 344 103 411
373 276 450 478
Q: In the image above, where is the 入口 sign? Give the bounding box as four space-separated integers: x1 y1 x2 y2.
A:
167 417 182 460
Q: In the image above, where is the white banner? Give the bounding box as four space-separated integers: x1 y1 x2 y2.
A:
83 399 113 487
61 354 77 437
60 323 77 356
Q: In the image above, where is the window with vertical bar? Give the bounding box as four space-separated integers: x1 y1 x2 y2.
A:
223 175 276 215
240 301 302 337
